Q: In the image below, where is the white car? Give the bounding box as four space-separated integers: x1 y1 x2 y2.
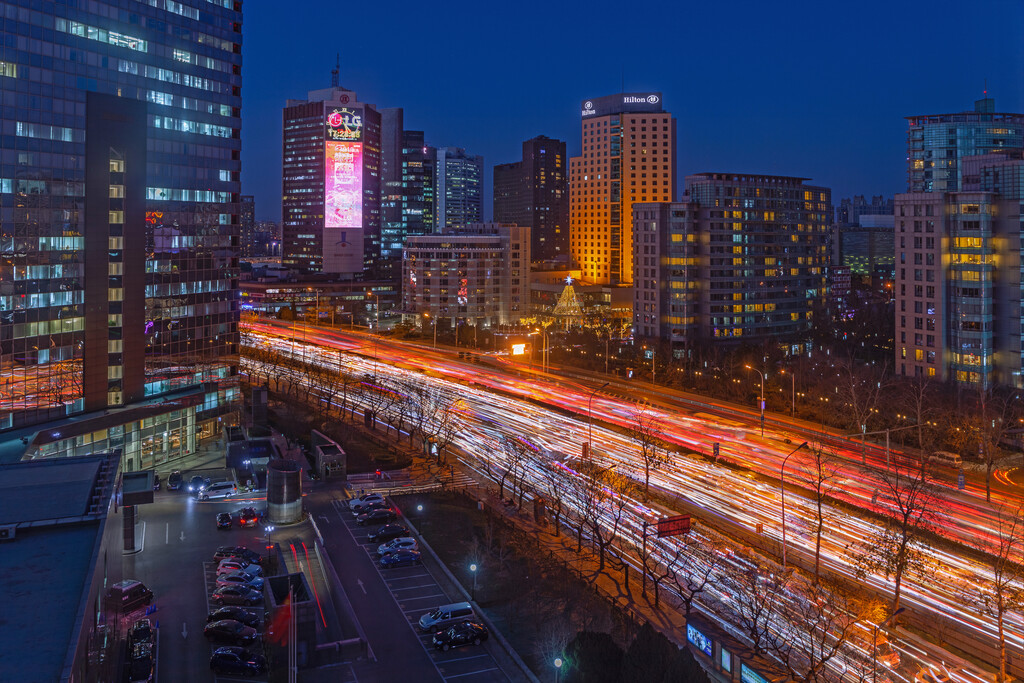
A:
216 571 264 591
350 493 385 513
217 559 263 576
377 537 419 556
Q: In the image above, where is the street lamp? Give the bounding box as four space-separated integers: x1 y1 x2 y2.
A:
554 657 563 683
779 441 809 571
781 369 795 416
424 313 437 349
745 365 765 437
469 563 478 600
587 382 610 459
367 291 379 376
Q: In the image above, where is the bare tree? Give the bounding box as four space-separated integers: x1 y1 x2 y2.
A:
666 534 725 617
498 435 529 504
721 561 788 658
800 442 841 582
627 402 667 499
899 375 940 453
959 504 1024 683
851 457 943 618
835 355 889 460
946 386 1016 502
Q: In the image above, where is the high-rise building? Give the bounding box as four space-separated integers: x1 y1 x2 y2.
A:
435 147 483 231
570 93 676 285
835 195 894 226
494 136 569 262
895 98 1024 387
402 223 530 328
282 87 382 277
906 98 1024 193
0 0 243 457
633 174 831 347
836 215 896 279
240 195 256 257
381 130 436 269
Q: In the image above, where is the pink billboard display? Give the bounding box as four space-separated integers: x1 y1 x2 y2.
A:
325 140 362 228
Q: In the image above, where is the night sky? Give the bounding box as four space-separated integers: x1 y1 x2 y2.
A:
241 0 1024 222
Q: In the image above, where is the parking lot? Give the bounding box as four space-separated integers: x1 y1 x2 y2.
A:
331 498 511 682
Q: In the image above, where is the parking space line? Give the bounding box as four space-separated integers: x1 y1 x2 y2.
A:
436 654 491 664
444 668 500 679
398 593 447 601
390 583 440 591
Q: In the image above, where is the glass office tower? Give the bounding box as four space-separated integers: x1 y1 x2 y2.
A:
0 0 243 466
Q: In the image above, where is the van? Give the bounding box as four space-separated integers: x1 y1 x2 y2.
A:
418 601 475 632
929 451 962 468
106 579 154 613
199 481 237 500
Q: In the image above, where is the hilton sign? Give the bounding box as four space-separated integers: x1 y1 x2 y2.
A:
581 92 663 118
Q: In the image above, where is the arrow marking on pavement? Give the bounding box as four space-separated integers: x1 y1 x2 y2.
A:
319 514 331 524
356 579 366 594
182 622 188 639
179 531 186 542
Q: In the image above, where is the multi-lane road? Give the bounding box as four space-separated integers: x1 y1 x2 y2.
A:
243 320 1017 681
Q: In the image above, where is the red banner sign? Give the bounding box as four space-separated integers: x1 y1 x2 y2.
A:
657 514 691 538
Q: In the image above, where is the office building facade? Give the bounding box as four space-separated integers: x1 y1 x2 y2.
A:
240 194 256 256
895 98 1024 387
1 0 243 461
836 214 895 279
381 130 436 268
494 135 569 262
633 174 830 348
570 93 676 285
402 223 529 327
435 147 483 232
282 86 382 277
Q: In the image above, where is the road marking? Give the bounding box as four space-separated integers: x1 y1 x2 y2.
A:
319 514 331 524
398 593 446 602
182 622 188 639
390 583 439 591
444 668 500 679
356 579 366 594
179 530 186 542
166 523 169 544
437 654 490 664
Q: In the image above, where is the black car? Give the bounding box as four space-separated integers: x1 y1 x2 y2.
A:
210 646 267 676
357 508 396 526
203 619 259 646
127 618 156 648
167 470 183 490
211 585 263 607
214 546 263 565
236 507 259 528
127 641 155 682
432 622 489 651
367 524 410 543
188 474 211 494
207 607 260 629
216 512 232 529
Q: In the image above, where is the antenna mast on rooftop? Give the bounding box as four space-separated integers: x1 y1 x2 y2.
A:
331 53 339 88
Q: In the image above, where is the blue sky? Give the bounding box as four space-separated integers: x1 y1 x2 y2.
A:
241 0 1024 221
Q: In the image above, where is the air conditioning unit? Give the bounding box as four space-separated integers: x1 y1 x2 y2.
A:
0 525 16 541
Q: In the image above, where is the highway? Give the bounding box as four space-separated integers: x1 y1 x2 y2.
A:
242 320 1014 681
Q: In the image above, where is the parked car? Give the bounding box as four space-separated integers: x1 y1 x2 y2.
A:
217 559 263 577
367 524 410 543
211 585 263 607
379 549 422 568
167 470 183 491
419 601 476 632
377 537 418 556
216 512 232 530
236 507 260 528
128 618 156 648
188 475 211 493
432 622 489 651
127 641 155 683
354 500 389 515
210 646 267 676
204 619 259 646
207 607 261 629
216 571 264 591
357 508 396 526
199 481 237 500
105 580 153 612
349 493 384 512
152 473 161 491
214 546 263 565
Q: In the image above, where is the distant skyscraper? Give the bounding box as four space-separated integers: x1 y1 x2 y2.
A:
494 136 569 262
895 99 1024 387
240 195 256 257
0 0 242 451
633 174 830 346
835 195 894 226
436 147 484 231
906 97 1024 192
282 87 382 277
570 93 676 285
381 129 436 272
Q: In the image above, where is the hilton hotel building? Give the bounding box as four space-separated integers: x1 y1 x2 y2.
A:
570 93 676 285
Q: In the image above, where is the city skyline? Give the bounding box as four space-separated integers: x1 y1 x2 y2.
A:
241 0 1023 222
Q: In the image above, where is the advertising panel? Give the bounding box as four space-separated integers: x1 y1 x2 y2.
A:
326 106 363 142
741 663 770 683
657 514 692 538
325 140 362 228
686 624 713 658
322 226 364 275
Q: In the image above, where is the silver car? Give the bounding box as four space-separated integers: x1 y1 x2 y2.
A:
217 559 263 576
216 571 264 591
377 537 419 556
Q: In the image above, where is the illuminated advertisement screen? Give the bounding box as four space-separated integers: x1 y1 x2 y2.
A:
741 663 770 683
325 140 362 228
686 624 712 657
326 106 363 142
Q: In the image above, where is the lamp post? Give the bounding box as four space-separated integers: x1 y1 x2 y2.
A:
554 657 563 683
779 441 809 571
424 313 437 349
469 563 478 600
781 369 795 416
745 365 765 437
367 291 379 377
587 382 610 459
